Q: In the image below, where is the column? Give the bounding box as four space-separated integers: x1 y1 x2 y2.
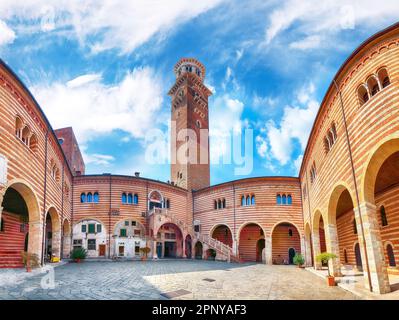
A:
52 230 61 259
265 235 272 265
152 240 158 259
29 219 43 263
355 202 390 294
312 230 322 270
325 223 342 277
182 236 187 258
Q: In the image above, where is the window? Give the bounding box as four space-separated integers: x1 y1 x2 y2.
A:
127 193 133 204
344 249 348 263
282 195 287 205
15 116 23 139
214 200 218 210
287 195 292 205
288 229 293 237
131 221 136 226
96 224 102 233
88 224 96 234
310 162 317 183
73 239 82 245
134 194 139 205
358 85 369 105
277 194 281 205
353 219 357 234
251 195 255 205
29 134 38 152
86 192 93 203
380 206 388 226
366 76 380 97
58 138 64 145
246 196 250 206
120 229 127 237
387 244 396 267
218 199 222 209
222 199 226 208
122 193 127 204
80 193 86 203
194 225 200 232
134 229 141 237
324 123 338 153
93 192 99 203
241 196 245 206
377 68 390 88
87 239 96 251
81 225 87 233
196 120 201 128
165 199 170 209
21 126 30 145
125 220 129 226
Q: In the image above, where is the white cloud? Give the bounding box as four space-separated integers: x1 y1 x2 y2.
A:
30 67 164 144
265 0 399 47
263 82 319 165
0 20 15 46
84 153 115 166
293 154 303 175
0 0 224 54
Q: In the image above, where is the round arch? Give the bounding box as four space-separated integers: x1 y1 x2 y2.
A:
210 223 233 248
271 221 301 265
237 221 266 240
44 206 61 261
327 182 356 225
113 218 146 235
237 221 265 262
270 220 302 237
73 217 108 234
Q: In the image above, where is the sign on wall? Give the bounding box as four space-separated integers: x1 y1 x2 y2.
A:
0 154 7 186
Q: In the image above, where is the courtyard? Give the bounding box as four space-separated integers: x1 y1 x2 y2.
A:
0 260 358 300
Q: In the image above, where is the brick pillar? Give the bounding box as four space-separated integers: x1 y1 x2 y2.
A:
355 202 390 294
152 240 158 259
52 230 61 259
312 230 322 269
29 220 43 260
182 235 187 258
232 238 238 257
325 223 342 276
304 235 312 267
62 235 71 258
265 235 272 265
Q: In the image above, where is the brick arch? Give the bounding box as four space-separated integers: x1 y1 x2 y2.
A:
73 217 108 234
237 222 265 262
237 221 266 240
271 221 301 265
270 220 302 237
46 206 61 233
62 218 71 236
113 218 146 235
209 223 233 248
327 182 356 225
361 135 399 204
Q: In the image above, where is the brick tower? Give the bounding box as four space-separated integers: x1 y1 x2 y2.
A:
168 58 212 191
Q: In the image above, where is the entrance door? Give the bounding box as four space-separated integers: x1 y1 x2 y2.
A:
119 246 124 256
256 239 265 262
164 242 176 258
288 248 296 264
355 243 363 271
156 242 162 258
99 245 106 257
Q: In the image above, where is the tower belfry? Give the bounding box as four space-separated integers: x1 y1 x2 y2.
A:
168 58 212 190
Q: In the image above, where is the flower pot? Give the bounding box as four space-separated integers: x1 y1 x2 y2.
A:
141 256 147 261
326 276 336 286
74 258 81 263
26 266 32 273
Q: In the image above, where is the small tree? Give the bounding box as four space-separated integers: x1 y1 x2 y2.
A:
139 247 151 258
293 253 305 267
71 247 87 261
21 251 40 272
316 252 337 277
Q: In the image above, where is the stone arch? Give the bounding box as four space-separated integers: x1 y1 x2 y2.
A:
271 221 301 265
304 222 313 266
44 206 61 261
73 217 108 234
194 241 203 259
148 189 164 210
62 218 71 258
155 222 184 258
237 222 265 262
0 179 42 266
312 209 326 269
210 223 233 248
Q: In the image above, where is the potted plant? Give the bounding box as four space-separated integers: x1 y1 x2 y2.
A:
71 247 87 263
21 251 40 272
316 252 338 286
207 249 216 261
139 247 151 261
293 253 305 268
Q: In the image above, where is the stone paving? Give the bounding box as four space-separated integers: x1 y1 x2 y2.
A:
0 260 359 300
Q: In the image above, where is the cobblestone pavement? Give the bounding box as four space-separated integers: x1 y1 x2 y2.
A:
0 260 359 300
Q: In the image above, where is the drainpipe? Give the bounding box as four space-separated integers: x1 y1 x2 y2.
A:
333 79 372 292
305 171 313 266
41 130 49 266
71 177 74 257
60 164 64 259
233 183 237 256
108 174 112 258
298 176 307 264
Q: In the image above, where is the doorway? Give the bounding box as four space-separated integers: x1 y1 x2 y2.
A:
99 244 106 257
164 242 176 258
288 248 296 264
118 245 124 257
256 239 265 262
355 243 363 271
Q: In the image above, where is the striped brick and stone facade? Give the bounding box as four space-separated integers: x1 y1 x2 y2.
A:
0 23 399 295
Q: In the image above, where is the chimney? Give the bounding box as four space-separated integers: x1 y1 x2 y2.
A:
134 172 140 177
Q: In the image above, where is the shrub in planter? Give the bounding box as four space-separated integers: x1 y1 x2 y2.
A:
207 249 216 261
139 247 151 261
293 253 305 268
71 247 87 262
316 252 338 286
21 251 40 272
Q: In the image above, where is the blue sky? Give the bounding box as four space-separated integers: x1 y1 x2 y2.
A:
0 1 397 185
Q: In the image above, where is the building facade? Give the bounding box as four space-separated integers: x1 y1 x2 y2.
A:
0 23 398 295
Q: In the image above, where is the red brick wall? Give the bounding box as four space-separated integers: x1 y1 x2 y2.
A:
272 224 301 263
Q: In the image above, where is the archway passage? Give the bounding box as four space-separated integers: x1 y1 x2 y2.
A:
44 208 61 262
0 187 30 268
256 239 265 263
271 222 300 265
319 216 327 254
195 241 203 259
156 223 183 258
211 225 233 248
62 220 71 258
185 235 192 258
355 243 363 271
238 223 264 262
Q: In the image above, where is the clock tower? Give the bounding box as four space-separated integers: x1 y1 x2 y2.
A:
168 58 212 190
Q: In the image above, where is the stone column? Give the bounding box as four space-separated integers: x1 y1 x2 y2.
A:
265 235 272 265
52 230 61 259
355 202 390 294
304 235 313 267
152 240 158 259
29 219 43 261
325 223 342 277
312 230 322 269
182 236 187 258
232 239 238 257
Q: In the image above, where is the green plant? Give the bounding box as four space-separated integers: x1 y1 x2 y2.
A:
293 253 305 266
71 247 87 260
139 247 151 258
316 252 337 276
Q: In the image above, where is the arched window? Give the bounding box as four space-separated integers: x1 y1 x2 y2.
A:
251 195 255 205
310 162 317 183
358 85 369 105
166 199 170 209
282 194 287 205
367 76 380 96
29 133 38 152
380 206 388 226
87 192 93 203
386 244 396 267
246 196 250 206
0 217 5 232
344 249 348 263
277 194 281 205
241 196 245 206
377 68 390 88
93 192 99 203
287 195 292 205
331 123 337 141
80 193 86 203
222 199 226 209
15 117 23 138
134 194 139 205
218 199 222 209
214 200 218 210
21 126 30 145
122 193 127 204
353 219 357 234
288 229 293 237
127 193 133 204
